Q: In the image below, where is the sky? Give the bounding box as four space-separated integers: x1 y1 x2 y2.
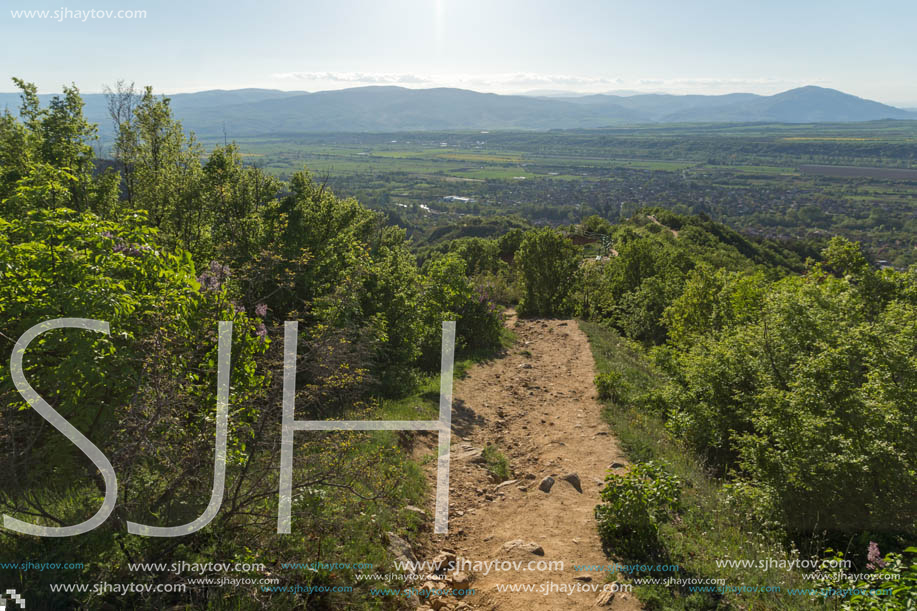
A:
2 0 916 106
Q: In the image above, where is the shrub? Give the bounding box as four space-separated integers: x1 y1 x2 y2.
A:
663 264 917 536
459 285 505 352
419 252 504 367
475 268 520 305
595 461 681 560
595 370 629 403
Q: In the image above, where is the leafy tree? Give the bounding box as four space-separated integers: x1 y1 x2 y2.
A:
447 237 501 276
1 79 118 215
203 143 281 265
582 214 614 234
516 228 579 316
498 227 526 258
662 241 917 538
116 87 207 256
419 252 503 367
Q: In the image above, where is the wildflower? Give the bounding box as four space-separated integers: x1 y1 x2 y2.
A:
867 541 885 570
198 261 231 292
111 241 143 257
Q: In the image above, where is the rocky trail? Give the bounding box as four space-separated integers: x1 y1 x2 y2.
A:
404 312 641 610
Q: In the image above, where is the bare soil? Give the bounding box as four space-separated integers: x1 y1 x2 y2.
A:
411 311 641 610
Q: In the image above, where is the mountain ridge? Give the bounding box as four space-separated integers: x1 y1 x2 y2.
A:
1 84 913 136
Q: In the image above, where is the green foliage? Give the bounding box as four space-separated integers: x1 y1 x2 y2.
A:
481 445 511 482
581 214 615 235
582 320 817 611
116 88 208 252
574 209 917 546
498 227 526 258
0 206 202 417
594 370 629 403
815 546 917 610
1 79 118 215
595 461 681 560
447 237 501 276
658 245 917 537
0 204 274 608
474 268 521 305
586 210 805 345
575 258 615 320
516 228 579 316
204 143 282 264
418 252 504 368
0 82 506 609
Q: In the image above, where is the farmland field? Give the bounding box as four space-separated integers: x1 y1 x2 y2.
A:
798 164 917 179
207 121 917 266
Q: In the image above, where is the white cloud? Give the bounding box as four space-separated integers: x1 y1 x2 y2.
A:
269 71 826 95
270 71 625 92
273 71 431 84
634 77 819 92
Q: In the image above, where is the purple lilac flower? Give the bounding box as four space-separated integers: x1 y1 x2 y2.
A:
867 542 885 570
255 303 268 318
196 272 217 292
111 242 143 257
256 322 268 340
197 261 231 292
210 261 230 276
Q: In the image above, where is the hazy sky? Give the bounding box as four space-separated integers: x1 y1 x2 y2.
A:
3 0 916 105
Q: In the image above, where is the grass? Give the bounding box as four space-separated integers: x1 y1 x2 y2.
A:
378 332 514 421
579 320 821 611
481 444 512 482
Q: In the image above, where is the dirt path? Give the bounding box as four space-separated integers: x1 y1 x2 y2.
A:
413 312 640 610
646 214 679 238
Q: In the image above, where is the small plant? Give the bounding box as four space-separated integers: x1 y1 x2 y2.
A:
481 444 511 482
595 461 681 561
595 370 629 403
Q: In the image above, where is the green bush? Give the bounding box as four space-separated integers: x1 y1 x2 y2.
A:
595 370 629 403
661 251 917 537
419 252 504 367
0 82 504 608
475 268 520 305
515 228 580 317
595 461 681 561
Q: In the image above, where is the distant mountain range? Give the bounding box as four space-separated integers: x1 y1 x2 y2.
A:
1 85 914 137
